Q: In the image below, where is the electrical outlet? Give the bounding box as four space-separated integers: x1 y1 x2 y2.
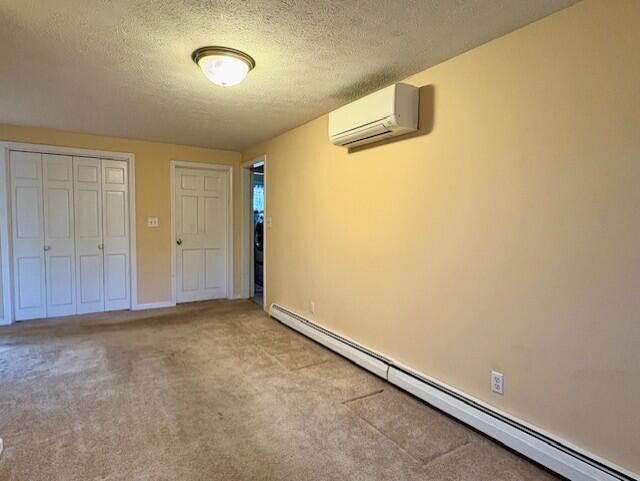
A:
491 371 504 395
309 301 315 314
147 217 159 227
266 216 272 228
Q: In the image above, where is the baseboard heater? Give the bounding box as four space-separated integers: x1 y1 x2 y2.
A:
269 303 637 481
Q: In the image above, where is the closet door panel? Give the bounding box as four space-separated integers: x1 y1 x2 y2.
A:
102 159 130 311
48 256 73 306
43 154 76 317
74 157 105 314
10 151 46 320
15 187 41 238
17 257 44 309
106 254 127 301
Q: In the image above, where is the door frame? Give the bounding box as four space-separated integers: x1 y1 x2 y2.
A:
0 141 137 325
240 155 267 310
170 160 234 304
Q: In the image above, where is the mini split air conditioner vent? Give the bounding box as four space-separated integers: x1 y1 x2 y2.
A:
329 83 419 148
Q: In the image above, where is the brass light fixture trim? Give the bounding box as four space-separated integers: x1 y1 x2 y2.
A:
191 46 256 70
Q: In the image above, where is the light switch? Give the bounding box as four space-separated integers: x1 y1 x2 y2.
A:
147 217 159 227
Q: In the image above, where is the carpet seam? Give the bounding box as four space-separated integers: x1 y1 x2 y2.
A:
341 389 385 405
344 404 424 465
289 359 331 371
343 393 475 467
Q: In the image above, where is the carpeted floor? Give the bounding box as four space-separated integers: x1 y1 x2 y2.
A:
0 300 559 480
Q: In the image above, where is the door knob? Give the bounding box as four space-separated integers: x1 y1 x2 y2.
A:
176 239 182 246
44 245 51 251
98 243 104 250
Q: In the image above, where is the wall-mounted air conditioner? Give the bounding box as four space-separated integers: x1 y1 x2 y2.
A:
329 83 419 148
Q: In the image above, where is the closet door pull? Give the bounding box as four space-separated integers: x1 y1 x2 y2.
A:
98 243 104 250
44 245 51 252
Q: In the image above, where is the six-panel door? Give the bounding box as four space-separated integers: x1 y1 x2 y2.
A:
175 167 228 303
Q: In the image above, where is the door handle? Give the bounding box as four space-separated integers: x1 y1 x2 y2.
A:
44 245 51 252
98 243 104 250
176 239 183 246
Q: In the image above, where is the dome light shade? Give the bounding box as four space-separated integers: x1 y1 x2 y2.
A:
192 46 255 87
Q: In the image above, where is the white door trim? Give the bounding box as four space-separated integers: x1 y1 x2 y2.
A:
240 155 267 310
0 141 137 323
0 149 12 324
170 160 234 305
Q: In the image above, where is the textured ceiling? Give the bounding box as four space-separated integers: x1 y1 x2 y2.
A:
0 0 577 151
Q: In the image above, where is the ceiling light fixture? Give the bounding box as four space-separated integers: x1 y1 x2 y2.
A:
192 46 255 87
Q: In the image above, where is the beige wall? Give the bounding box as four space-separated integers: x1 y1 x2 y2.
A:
0 124 242 304
243 0 640 473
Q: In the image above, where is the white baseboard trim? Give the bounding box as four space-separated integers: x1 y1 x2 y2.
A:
269 303 637 481
132 301 176 311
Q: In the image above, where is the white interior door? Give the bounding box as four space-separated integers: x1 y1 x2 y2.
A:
102 159 130 311
74 157 104 314
10 151 46 321
175 167 228 303
43 154 76 317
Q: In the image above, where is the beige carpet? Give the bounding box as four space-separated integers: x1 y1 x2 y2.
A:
0 300 559 480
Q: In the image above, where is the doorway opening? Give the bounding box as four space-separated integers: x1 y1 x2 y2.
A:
251 163 265 306
241 156 266 309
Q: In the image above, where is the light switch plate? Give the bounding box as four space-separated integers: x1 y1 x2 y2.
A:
147 217 159 227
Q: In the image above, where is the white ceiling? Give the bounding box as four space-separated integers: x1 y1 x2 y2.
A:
0 0 577 151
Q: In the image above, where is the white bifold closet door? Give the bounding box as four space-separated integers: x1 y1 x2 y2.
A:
10 151 130 321
43 154 76 317
74 158 130 313
101 159 130 311
74 157 105 314
10 151 47 320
